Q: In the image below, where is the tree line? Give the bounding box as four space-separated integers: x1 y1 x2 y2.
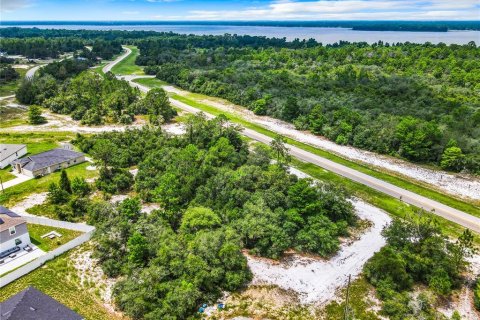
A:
137 38 479 173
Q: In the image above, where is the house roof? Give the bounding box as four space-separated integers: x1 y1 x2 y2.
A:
0 144 26 162
0 286 83 320
11 148 84 172
0 206 25 232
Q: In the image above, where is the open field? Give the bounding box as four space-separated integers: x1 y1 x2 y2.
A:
0 68 27 97
132 77 167 87
0 247 125 320
0 104 28 128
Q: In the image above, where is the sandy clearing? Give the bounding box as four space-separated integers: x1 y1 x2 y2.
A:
10 192 48 216
246 199 391 305
160 85 480 200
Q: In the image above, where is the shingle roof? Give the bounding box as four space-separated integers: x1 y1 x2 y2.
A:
11 148 84 172
0 144 26 162
0 287 84 320
0 206 25 232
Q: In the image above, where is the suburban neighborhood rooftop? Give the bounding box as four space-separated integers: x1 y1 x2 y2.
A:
0 144 26 162
0 206 25 232
11 148 84 172
0 286 83 320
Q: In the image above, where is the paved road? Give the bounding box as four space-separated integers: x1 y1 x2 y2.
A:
25 65 43 79
102 47 132 74
110 51 480 234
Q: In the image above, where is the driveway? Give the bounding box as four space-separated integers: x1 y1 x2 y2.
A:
1 171 33 191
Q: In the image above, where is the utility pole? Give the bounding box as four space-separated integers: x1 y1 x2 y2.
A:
343 274 352 320
0 176 4 194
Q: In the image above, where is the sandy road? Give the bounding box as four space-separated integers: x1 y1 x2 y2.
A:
111 51 480 234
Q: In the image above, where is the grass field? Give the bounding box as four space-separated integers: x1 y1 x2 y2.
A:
0 246 125 320
0 105 28 128
132 77 167 87
0 131 76 155
111 46 144 75
168 93 480 218
28 224 82 252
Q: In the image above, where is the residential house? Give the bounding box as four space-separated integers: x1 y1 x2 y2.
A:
0 206 31 259
11 148 85 178
0 144 27 169
0 286 84 320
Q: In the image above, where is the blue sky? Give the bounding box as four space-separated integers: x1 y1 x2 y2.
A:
2 0 480 21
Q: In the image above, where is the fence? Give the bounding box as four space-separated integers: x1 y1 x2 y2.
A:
0 217 95 288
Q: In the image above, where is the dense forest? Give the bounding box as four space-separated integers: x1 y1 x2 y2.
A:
66 115 357 318
17 66 175 125
0 36 122 59
137 38 480 173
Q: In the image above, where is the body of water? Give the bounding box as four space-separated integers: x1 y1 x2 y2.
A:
3 24 480 44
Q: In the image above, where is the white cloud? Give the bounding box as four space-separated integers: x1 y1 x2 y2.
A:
0 0 33 12
182 0 480 21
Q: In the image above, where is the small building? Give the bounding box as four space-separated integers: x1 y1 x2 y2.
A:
11 148 85 178
0 286 84 320
0 206 31 258
0 144 27 169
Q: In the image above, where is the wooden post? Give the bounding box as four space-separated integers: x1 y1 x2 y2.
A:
344 274 351 320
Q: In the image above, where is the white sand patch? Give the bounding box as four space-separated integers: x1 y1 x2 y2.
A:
141 203 161 214
129 168 138 177
163 123 186 135
10 192 48 216
246 199 391 305
160 85 480 200
86 165 97 171
109 194 129 204
71 249 119 314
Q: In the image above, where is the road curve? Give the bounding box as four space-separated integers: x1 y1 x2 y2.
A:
102 47 132 74
111 52 480 234
25 65 44 79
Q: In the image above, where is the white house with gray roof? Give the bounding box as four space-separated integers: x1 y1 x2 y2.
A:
11 148 85 178
0 206 31 259
0 144 27 169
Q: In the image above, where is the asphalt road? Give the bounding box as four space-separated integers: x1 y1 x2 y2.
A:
102 47 132 74
111 52 480 234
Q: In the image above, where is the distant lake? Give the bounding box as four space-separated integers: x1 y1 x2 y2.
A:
3 24 480 44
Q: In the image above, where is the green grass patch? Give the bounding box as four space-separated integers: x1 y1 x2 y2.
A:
0 167 16 183
168 93 480 219
0 162 97 207
111 46 144 75
28 224 82 252
132 77 167 87
0 247 124 320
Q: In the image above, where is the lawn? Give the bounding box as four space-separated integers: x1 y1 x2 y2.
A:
0 167 16 184
28 224 82 252
0 246 126 320
168 93 480 218
132 77 167 87
0 162 97 207
110 46 144 75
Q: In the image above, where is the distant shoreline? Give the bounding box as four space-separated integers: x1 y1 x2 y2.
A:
1 20 480 32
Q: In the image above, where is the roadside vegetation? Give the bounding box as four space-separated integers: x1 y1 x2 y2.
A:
140 36 480 174
111 46 144 75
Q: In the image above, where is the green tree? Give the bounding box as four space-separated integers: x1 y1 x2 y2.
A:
144 88 177 125
180 207 221 233
71 177 91 196
440 146 465 171
28 105 47 125
127 231 149 265
59 170 72 194
270 134 291 164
